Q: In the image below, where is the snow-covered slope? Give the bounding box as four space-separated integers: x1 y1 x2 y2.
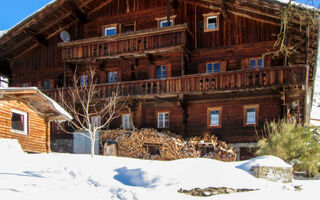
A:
0 139 318 200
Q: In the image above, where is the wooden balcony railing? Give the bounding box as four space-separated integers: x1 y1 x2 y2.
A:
58 24 191 62
45 65 306 101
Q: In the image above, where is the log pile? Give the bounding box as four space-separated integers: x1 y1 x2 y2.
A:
101 129 236 161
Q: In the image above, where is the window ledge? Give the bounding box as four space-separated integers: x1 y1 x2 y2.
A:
11 129 27 135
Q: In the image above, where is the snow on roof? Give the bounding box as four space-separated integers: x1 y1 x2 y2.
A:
237 155 292 172
271 0 318 9
0 30 8 38
0 87 72 121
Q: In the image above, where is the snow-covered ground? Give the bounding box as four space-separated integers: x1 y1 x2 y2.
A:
0 139 319 200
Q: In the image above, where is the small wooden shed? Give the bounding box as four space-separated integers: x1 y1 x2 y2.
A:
0 87 72 153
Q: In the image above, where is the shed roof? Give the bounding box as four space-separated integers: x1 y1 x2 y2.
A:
0 87 72 121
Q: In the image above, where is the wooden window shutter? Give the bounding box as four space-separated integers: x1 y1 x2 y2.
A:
241 58 249 69
220 61 227 72
149 65 156 79
167 64 172 77
49 80 54 89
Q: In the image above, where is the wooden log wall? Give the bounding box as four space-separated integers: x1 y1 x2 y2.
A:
10 0 283 88
0 100 49 153
185 95 282 143
87 0 279 48
108 94 281 143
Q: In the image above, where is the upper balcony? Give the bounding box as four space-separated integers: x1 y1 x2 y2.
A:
58 24 192 62
45 65 307 101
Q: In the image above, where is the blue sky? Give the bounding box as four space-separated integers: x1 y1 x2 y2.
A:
0 0 319 30
0 0 52 30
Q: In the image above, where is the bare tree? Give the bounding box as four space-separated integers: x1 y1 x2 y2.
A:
58 67 125 157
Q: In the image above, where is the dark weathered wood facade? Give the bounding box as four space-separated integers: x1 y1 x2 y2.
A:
0 0 318 156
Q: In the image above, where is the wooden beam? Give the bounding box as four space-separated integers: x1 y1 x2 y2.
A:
25 28 48 47
228 11 280 26
88 0 113 15
66 0 88 23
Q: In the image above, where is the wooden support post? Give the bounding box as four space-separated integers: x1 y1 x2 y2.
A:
167 0 171 26
181 49 185 76
178 94 188 138
63 62 67 88
194 5 197 48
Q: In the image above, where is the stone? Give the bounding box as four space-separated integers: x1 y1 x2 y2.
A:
250 166 293 183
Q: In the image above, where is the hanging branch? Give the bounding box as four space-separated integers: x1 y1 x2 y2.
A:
265 0 319 58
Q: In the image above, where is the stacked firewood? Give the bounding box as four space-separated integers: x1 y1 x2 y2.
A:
101 129 236 162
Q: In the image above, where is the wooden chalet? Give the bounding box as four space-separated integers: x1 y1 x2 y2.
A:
0 0 318 158
0 87 72 153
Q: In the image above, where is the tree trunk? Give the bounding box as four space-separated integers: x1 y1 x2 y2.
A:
91 131 95 157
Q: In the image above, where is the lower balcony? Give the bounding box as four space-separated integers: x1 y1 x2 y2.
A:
45 65 306 101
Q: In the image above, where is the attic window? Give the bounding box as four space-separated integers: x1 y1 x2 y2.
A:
103 24 117 36
155 15 176 28
122 24 135 33
11 109 28 135
203 13 220 32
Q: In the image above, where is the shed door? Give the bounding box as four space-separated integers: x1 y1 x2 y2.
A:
73 132 99 155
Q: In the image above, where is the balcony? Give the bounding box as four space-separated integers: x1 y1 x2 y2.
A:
45 65 306 101
58 24 191 62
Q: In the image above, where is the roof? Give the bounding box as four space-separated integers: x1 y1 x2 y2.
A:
0 87 72 121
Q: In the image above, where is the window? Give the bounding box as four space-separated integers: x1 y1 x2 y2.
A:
206 62 220 73
108 71 118 83
91 116 101 129
157 112 169 128
80 75 88 86
243 105 259 126
0 76 8 88
122 114 133 130
104 26 117 36
249 58 264 69
42 80 50 90
155 15 176 28
144 144 161 156
122 24 135 33
156 65 167 79
160 19 173 28
22 83 29 87
203 13 220 32
11 109 28 135
207 107 222 128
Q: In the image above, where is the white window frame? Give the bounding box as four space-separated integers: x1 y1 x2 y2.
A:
91 116 101 129
156 65 167 79
80 74 88 86
160 19 173 28
42 80 51 90
207 16 218 30
104 26 117 36
206 62 220 73
11 109 28 135
246 108 256 125
157 112 169 128
22 83 29 87
0 76 9 88
203 13 220 32
207 107 222 128
249 58 264 69
108 71 118 83
122 114 133 130
243 105 259 126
